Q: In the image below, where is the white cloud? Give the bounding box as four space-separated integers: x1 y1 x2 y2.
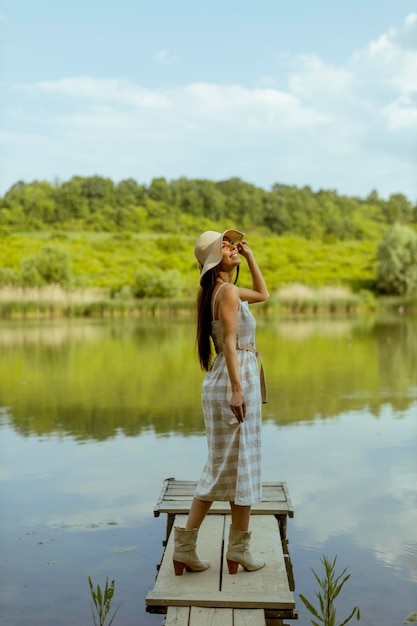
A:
389 12 417 50
14 77 170 108
383 99 417 131
1 14 417 198
286 13 417 176
0 12 8 23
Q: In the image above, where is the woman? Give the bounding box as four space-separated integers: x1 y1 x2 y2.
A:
173 229 269 576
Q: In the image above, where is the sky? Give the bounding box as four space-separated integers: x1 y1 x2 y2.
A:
0 0 416 200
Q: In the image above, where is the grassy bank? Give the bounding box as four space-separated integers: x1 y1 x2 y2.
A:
0 231 376 293
1 231 416 318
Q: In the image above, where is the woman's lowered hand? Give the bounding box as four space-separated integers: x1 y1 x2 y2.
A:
230 390 246 423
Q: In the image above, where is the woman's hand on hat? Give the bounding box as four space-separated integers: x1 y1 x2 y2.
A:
237 241 254 265
237 240 250 255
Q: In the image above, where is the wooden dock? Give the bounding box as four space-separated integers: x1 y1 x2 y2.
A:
146 478 297 625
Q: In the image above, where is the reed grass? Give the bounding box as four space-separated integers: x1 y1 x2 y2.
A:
266 283 364 315
0 286 195 318
88 577 121 626
299 555 360 626
0 285 415 319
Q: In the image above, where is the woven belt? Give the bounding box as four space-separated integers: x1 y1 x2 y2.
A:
216 343 267 404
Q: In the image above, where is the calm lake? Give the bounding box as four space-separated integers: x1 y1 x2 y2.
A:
0 312 416 626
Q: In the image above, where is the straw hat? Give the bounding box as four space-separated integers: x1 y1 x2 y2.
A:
194 229 244 281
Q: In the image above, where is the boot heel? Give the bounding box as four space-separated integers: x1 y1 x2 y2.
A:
227 559 239 574
226 526 266 574
173 560 186 576
172 527 210 575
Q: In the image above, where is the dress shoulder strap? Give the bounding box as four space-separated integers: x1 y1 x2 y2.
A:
211 282 228 320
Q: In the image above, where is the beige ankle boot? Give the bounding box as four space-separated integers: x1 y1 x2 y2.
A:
226 526 266 574
172 527 210 575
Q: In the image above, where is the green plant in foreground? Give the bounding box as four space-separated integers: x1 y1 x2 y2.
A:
299 555 360 626
88 576 122 626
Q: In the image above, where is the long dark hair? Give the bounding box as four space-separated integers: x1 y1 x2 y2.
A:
196 265 240 371
196 268 216 371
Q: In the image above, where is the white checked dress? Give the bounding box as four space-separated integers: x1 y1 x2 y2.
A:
195 285 263 506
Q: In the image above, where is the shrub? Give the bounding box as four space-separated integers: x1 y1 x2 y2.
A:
132 266 180 298
112 285 134 300
376 223 417 295
0 267 17 286
19 244 73 288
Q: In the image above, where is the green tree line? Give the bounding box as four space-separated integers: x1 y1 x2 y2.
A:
1 175 416 240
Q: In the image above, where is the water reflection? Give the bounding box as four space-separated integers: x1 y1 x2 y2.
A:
264 410 417 579
0 314 416 625
0 315 416 439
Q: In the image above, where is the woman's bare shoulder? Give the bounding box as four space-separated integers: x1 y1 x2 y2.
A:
218 282 240 308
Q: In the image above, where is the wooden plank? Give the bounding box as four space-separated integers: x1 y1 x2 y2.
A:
165 606 190 625
161 487 288 507
147 515 223 610
154 479 293 517
234 609 267 625
163 480 288 500
281 483 294 518
190 607 233 625
164 606 267 626
158 500 291 516
146 514 294 612
220 517 293 608
154 477 174 517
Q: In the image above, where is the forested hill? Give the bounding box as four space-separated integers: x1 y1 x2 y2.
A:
1 175 416 240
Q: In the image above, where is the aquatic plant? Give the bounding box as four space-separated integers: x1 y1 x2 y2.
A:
299 555 360 626
88 576 122 626
403 612 417 624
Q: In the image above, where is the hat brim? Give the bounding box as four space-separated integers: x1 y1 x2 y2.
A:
199 229 244 281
